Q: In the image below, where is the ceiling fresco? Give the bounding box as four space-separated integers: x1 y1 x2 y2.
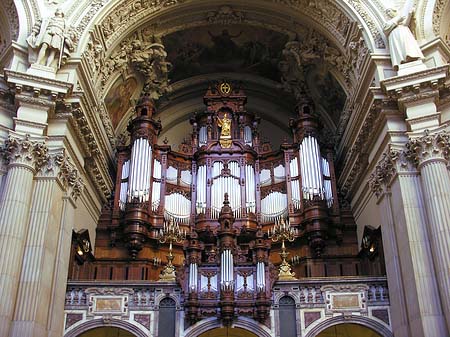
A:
163 25 289 82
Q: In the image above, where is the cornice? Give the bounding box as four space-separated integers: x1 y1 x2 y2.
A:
380 65 449 97
4 69 73 97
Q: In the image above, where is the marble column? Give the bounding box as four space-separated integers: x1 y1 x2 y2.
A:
407 130 450 332
9 151 82 337
371 149 446 337
0 134 48 337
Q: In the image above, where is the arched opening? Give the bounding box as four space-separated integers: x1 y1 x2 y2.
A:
316 323 382 337
157 297 176 337
77 327 136 337
198 327 258 337
279 296 297 337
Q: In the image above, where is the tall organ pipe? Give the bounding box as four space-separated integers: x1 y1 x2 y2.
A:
127 138 153 203
300 135 324 199
189 263 198 291
257 261 265 291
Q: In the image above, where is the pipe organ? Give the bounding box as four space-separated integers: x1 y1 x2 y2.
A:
104 82 347 325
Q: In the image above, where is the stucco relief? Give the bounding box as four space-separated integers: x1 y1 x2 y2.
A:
433 0 447 35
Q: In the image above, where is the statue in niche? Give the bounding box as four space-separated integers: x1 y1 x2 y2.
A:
217 113 232 148
27 8 75 69
383 3 424 71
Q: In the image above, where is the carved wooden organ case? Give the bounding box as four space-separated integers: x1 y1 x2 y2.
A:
102 82 345 325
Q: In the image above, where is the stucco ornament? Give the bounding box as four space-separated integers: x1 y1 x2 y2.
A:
383 2 424 71
26 8 76 69
128 38 172 100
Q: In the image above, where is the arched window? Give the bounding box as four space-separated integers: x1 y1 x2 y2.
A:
158 297 176 337
279 296 297 337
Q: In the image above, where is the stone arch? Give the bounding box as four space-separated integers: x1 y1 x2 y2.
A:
184 316 273 337
155 292 182 309
0 0 20 55
64 318 148 337
304 314 393 337
73 0 385 80
273 290 301 305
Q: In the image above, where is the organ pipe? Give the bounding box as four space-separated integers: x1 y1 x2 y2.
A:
245 164 256 213
300 135 324 200
260 191 288 223
164 192 191 223
189 263 198 291
127 138 152 203
322 157 333 207
221 249 234 288
256 261 265 291
119 160 130 210
196 165 207 214
199 126 207 146
244 126 252 146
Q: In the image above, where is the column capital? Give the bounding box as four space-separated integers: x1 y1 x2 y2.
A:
369 146 417 199
406 129 450 167
2 134 48 172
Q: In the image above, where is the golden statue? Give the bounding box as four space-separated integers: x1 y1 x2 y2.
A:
218 113 232 148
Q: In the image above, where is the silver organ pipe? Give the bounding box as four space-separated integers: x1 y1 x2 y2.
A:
199 126 207 146
166 166 177 183
119 160 130 210
164 192 191 224
189 262 198 292
221 249 234 289
261 191 288 223
300 135 324 200
245 164 256 213
290 158 301 210
259 169 271 186
151 159 161 212
256 261 265 291
322 157 333 207
128 138 152 202
244 126 252 146
273 164 285 183
211 161 241 218
196 165 207 214
180 170 192 187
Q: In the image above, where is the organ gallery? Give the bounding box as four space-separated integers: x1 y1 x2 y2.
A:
68 81 385 328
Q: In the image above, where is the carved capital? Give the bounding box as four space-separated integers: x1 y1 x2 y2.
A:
406 130 450 167
369 151 396 197
2 134 48 171
37 150 85 200
369 146 418 197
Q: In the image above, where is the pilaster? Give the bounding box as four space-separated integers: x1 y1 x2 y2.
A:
0 134 48 337
10 150 84 337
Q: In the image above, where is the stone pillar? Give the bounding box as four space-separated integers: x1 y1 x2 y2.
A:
407 130 450 332
47 188 80 337
0 134 48 337
9 151 83 337
370 149 447 337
